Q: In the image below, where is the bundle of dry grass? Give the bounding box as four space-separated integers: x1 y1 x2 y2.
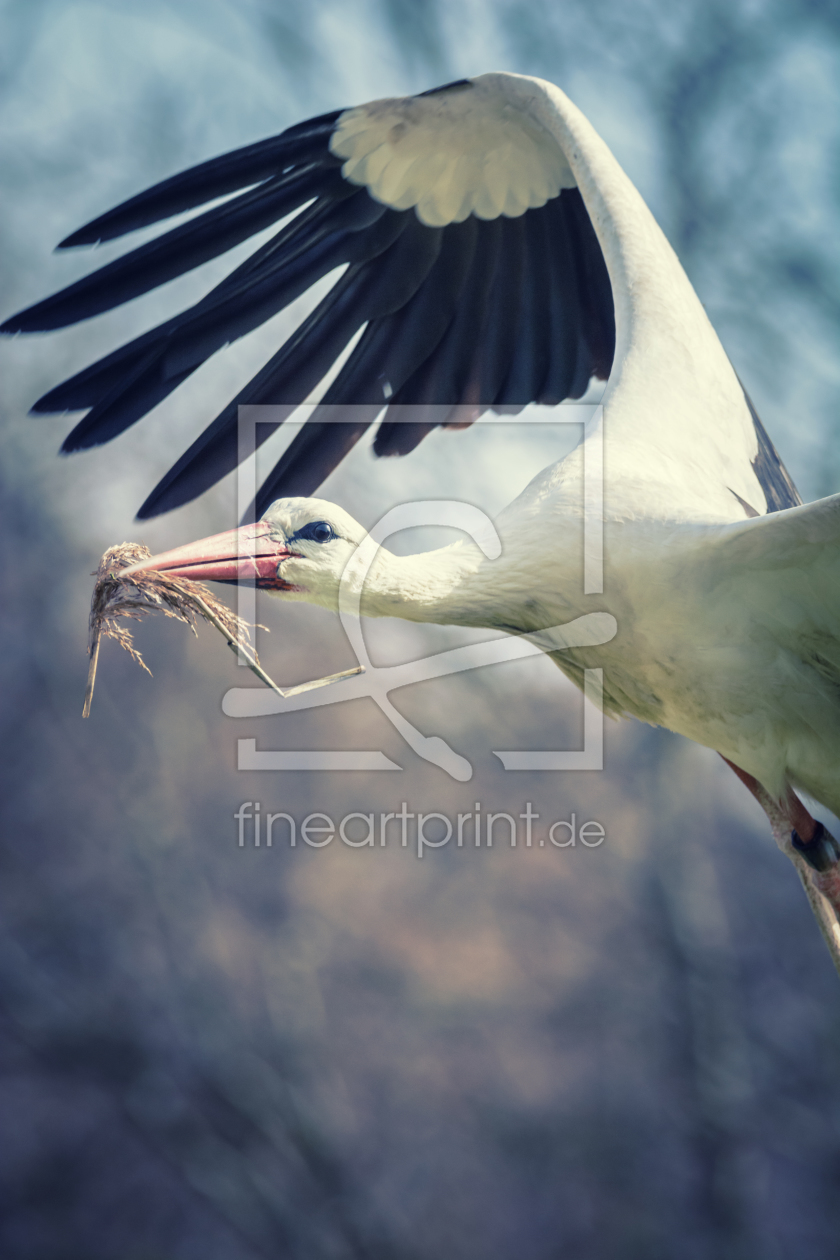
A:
84 542 263 717
84 541 362 717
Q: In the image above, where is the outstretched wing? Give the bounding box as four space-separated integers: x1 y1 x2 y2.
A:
1 78 616 520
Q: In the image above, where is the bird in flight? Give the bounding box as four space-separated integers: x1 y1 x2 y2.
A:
5 72 840 963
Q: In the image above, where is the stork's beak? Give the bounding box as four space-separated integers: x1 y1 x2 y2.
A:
121 521 296 590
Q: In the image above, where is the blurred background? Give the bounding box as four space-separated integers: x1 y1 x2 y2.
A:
1 1 840 1256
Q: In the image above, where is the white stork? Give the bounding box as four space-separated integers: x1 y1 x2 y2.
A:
5 73 840 960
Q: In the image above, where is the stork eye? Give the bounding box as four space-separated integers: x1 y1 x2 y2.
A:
296 520 335 544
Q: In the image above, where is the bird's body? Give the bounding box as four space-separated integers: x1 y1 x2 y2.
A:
229 482 840 820
5 73 840 858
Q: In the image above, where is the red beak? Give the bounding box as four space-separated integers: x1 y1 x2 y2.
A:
121 521 296 590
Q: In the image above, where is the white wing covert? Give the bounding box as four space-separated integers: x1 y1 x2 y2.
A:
331 79 575 224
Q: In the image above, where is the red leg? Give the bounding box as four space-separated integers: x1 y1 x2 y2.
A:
721 757 818 842
721 755 840 921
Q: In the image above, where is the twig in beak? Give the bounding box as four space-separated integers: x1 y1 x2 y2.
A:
84 542 362 716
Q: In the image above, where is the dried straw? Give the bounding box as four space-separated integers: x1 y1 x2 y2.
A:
84 541 362 717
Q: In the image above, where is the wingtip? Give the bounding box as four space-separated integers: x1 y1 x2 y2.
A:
59 432 93 455
31 383 76 414
0 313 25 335
135 493 180 522
56 229 101 249
135 479 186 521
0 304 73 334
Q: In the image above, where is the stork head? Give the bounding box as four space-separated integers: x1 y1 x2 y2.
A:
122 498 368 611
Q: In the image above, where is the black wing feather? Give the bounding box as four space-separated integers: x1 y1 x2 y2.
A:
4 165 346 332
245 222 477 511
38 189 386 421
495 211 549 404
321 215 478 407
740 385 801 511
137 212 443 518
251 408 386 520
564 188 615 385
57 112 343 246
373 217 503 456
539 195 584 404
478 216 528 404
